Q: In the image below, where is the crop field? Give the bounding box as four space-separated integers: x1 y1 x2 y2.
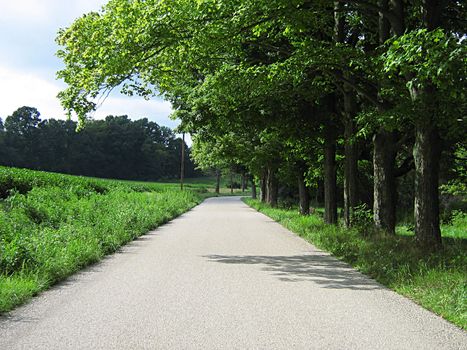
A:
0 166 210 313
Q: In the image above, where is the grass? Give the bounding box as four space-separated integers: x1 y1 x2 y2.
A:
166 174 253 195
244 198 467 330
0 166 212 313
396 210 467 239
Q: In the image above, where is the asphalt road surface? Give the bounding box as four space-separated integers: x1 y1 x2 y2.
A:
1 196 466 349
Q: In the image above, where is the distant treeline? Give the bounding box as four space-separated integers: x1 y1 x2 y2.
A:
0 106 199 180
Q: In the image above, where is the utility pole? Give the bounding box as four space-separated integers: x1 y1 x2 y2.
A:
180 132 185 191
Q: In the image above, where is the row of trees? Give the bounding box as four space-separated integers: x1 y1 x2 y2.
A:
0 106 197 180
56 0 466 250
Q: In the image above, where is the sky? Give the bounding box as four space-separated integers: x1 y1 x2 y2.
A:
0 0 177 129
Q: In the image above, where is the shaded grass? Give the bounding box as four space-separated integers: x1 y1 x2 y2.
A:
244 198 467 330
397 210 467 239
0 167 209 313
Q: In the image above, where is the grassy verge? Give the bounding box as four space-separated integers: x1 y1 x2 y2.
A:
244 198 467 330
397 210 467 239
0 166 209 313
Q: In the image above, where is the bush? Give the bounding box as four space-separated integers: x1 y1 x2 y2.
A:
351 204 374 234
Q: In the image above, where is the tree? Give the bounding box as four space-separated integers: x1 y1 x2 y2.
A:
1 107 196 181
4 106 41 136
4 106 42 167
0 118 6 164
55 0 466 251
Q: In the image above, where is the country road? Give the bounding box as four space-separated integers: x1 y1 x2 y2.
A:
1 196 465 349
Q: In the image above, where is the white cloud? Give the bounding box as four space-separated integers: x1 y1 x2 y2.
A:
0 65 63 118
0 1 49 23
91 95 177 128
0 65 175 128
0 1 181 134
0 0 107 25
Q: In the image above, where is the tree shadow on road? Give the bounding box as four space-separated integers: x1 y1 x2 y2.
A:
204 253 382 291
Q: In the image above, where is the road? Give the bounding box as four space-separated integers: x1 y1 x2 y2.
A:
0 196 465 349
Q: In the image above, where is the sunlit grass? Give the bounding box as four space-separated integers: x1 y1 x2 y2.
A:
396 211 467 239
0 166 209 313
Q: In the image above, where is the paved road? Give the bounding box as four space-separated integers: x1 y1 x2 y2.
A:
1 197 465 349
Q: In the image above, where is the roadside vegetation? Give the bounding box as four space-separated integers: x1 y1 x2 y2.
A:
3 0 465 329
0 166 208 313
244 198 466 330
0 109 200 181
55 0 466 256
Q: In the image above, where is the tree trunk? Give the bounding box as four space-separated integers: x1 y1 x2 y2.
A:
241 173 246 192
388 0 405 36
180 133 185 191
413 120 442 249
251 176 257 199
265 171 270 203
324 127 338 224
230 171 233 194
316 179 324 205
260 170 267 202
215 169 220 194
335 3 359 227
372 0 398 234
378 0 390 41
373 130 397 234
343 90 359 227
410 1 443 250
298 172 310 215
267 166 278 208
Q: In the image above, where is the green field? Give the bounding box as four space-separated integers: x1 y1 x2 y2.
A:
244 198 467 330
0 166 213 313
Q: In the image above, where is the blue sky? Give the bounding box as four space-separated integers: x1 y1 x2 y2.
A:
0 0 176 129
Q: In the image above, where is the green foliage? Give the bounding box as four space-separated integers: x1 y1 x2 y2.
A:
441 211 467 239
0 166 206 313
0 166 107 199
245 198 467 329
350 204 374 234
384 29 466 94
441 144 467 197
54 0 467 253
0 108 199 181
441 181 467 197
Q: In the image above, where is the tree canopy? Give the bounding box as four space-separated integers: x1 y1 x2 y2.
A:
0 107 197 180
56 0 466 250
